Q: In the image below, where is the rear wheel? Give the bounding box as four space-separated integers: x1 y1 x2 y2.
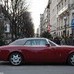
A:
9 52 22 66
68 53 74 66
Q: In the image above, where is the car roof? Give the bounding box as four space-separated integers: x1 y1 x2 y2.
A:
23 37 46 39
22 37 48 40
10 38 48 45
10 37 59 46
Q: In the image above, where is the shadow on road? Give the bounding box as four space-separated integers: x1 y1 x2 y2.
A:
0 61 72 66
0 61 10 66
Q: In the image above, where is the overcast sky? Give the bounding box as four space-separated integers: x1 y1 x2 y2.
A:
27 0 48 33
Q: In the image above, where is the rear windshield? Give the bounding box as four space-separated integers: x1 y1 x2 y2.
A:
9 39 26 45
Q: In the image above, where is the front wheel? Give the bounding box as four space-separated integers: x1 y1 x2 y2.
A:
68 53 74 66
9 52 22 66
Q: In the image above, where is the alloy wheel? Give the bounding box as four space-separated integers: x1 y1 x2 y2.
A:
9 53 22 66
68 53 74 66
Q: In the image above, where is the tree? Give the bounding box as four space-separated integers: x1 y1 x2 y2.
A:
20 11 34 37
0 18 5 46
1 0 34 41
41 31 52 39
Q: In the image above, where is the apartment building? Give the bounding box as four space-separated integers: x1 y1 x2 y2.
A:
40 8 48 35
40 0 74 36
40 14 44 34
40 0 51 35
57 0 72 37
43 0 74 37
49 0 57 37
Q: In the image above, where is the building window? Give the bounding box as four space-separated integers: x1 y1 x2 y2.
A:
59 4 60 7
67 30 69 36
4 24 10 33
62 2 63 5
61 31 63 35
59 32 60 36
65 0 66 2
0 16 2 19
72 13 74 18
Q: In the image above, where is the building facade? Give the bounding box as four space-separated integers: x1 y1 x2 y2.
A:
50 0 74 36
40 0 52 36
40 8 48 35
49 0 57 37
56 0 73 37
41 0 74 37
40 0 51 35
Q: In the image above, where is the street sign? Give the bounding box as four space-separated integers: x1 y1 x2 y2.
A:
71 19 74 29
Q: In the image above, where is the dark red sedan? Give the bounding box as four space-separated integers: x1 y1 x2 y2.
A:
0 38 74 66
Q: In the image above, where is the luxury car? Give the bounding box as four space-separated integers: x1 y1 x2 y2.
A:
0 38 74 66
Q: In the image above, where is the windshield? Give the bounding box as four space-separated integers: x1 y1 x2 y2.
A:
48 40 59 46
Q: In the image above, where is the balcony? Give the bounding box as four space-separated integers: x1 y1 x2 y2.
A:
57 4 69 17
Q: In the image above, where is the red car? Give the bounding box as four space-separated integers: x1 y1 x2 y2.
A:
0 38 74 66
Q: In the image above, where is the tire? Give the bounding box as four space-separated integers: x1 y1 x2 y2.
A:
9 52 22 66
68 53 74 66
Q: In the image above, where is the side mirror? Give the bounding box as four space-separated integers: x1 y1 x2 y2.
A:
45 44 50 47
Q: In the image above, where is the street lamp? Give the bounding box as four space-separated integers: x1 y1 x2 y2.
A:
64 16 67 44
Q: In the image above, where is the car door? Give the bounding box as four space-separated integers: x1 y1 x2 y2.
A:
23 39 56 63
47 40 65 63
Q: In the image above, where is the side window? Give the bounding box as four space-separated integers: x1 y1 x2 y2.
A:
31 40 36 45
25 40 37 45
33 39 48 46
39 40 47 45
25 39 48 46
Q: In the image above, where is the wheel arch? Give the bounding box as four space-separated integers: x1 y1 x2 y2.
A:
7 51 24 62
66 51 74 63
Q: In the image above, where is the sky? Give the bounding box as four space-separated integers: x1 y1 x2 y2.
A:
27 0 48 33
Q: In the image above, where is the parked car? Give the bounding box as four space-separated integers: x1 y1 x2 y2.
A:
0 38 74 66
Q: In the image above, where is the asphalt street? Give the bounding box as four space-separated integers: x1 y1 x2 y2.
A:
0 61 74 74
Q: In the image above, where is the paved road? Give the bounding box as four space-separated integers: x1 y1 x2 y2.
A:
0 62 74 74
